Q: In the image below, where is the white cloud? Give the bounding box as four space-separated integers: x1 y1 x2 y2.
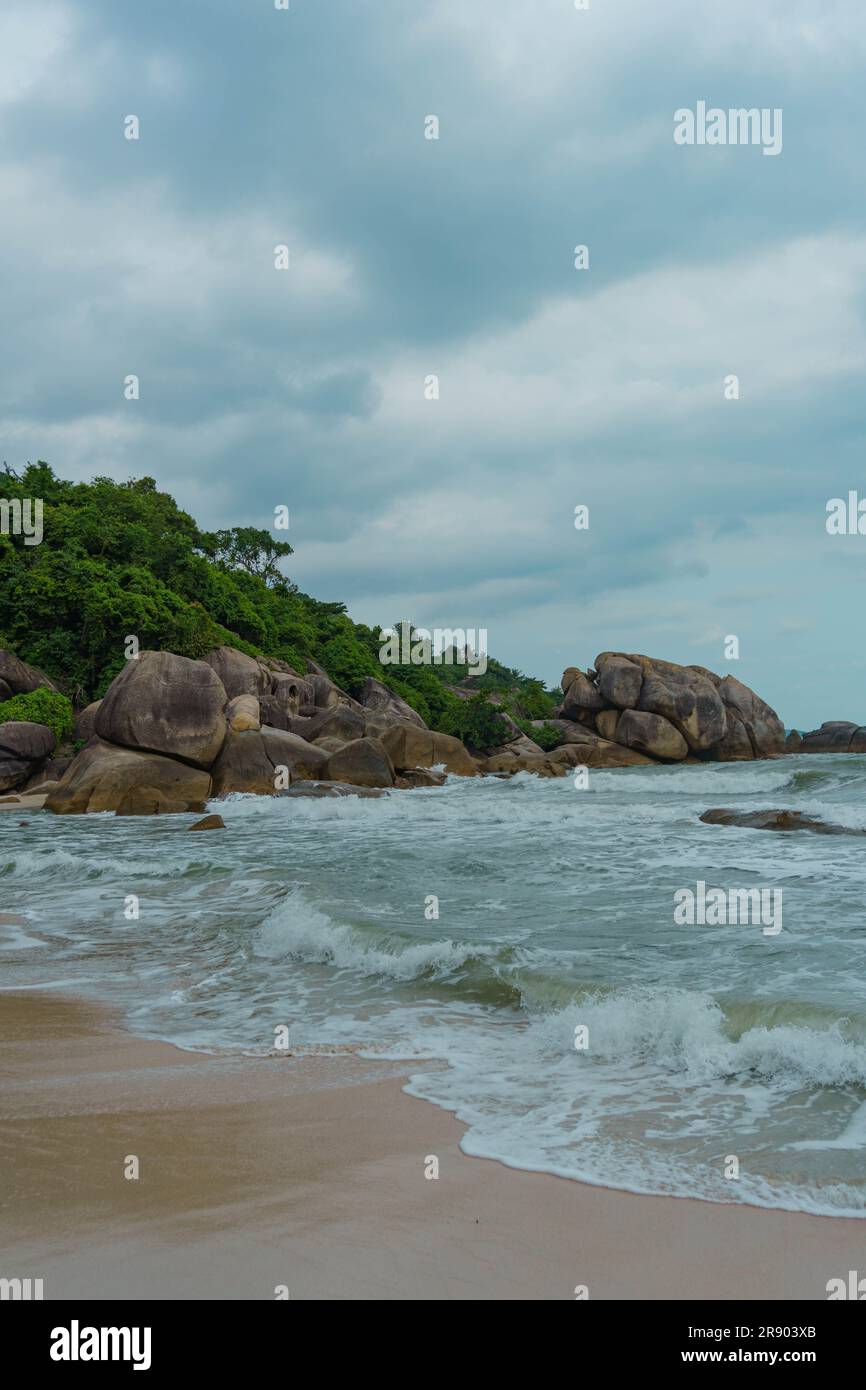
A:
415 0 866 103
0 3 76 105
374 234 866 446
0 160 362 348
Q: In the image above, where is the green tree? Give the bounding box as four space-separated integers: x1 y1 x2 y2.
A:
207 526 294 589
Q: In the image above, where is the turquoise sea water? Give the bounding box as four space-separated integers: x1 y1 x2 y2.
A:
2 753 866 1214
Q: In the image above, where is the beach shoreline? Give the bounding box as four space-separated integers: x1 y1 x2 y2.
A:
0 989 861 1301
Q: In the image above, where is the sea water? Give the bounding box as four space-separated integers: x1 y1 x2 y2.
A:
2 753 866 1215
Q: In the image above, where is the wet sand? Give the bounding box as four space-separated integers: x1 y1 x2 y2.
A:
1 991 862 1300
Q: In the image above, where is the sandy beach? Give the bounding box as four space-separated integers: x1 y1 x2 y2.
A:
1 990 862 1301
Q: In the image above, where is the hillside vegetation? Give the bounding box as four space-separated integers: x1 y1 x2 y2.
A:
0 463 556 734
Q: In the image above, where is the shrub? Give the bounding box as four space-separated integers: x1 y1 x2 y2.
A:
510 679 557 721
0 687 75 745
440 694 507 754
522 719 562 751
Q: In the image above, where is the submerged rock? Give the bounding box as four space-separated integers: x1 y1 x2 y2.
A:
699 807 865 836
395 768 448 788
277 781 388 799
189 814 226 831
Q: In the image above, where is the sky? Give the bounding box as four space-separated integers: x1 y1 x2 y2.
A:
1 0 865 728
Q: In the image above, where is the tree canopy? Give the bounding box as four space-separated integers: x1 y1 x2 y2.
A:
0 462 556 731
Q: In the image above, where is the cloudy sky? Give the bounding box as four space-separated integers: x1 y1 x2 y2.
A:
2 0 865 727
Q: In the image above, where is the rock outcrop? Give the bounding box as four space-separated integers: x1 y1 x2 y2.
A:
356 677 427 729
304 705 367 746
549 737 653 769
23 638 790 815
95 650 228 767
203 646 270 700
0 650 58 695
324 737 395 788
379 722 477 777
74 701 101 743
210 727 327 796
0 720 56 792
714 675 785 758
225 694 261 733
794 721 866 754
34 641 476 814
45 739 211 815
554 655 785 764
617 708 689 761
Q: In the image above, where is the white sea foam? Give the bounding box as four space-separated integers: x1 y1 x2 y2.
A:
532 988 866 1088
586 765 800 795
254 889 494 981
4 751 866 1217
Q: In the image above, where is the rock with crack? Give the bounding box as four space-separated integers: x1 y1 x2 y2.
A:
45 739 211 815
96 650 228 768
210 727 327 795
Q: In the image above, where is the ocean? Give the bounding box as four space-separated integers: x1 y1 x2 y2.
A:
3 753 866 1216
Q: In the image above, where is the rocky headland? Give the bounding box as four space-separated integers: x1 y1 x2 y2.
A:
786 721 866 754
0 645 800 816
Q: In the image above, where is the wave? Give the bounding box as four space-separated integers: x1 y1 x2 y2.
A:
0 844 233 882
252 891 866 1093
538 988 866 1089
0 846 85 876
253 889 514 993
587 765 800 794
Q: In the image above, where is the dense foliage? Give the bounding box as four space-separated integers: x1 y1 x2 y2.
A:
521 720 562 751
0 463 557 733
0 687 75 744
440 694 511 754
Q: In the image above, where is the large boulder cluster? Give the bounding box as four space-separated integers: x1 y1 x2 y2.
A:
469 654 785 778
550 653 785 766
0 642 794 815
43 647 479 815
